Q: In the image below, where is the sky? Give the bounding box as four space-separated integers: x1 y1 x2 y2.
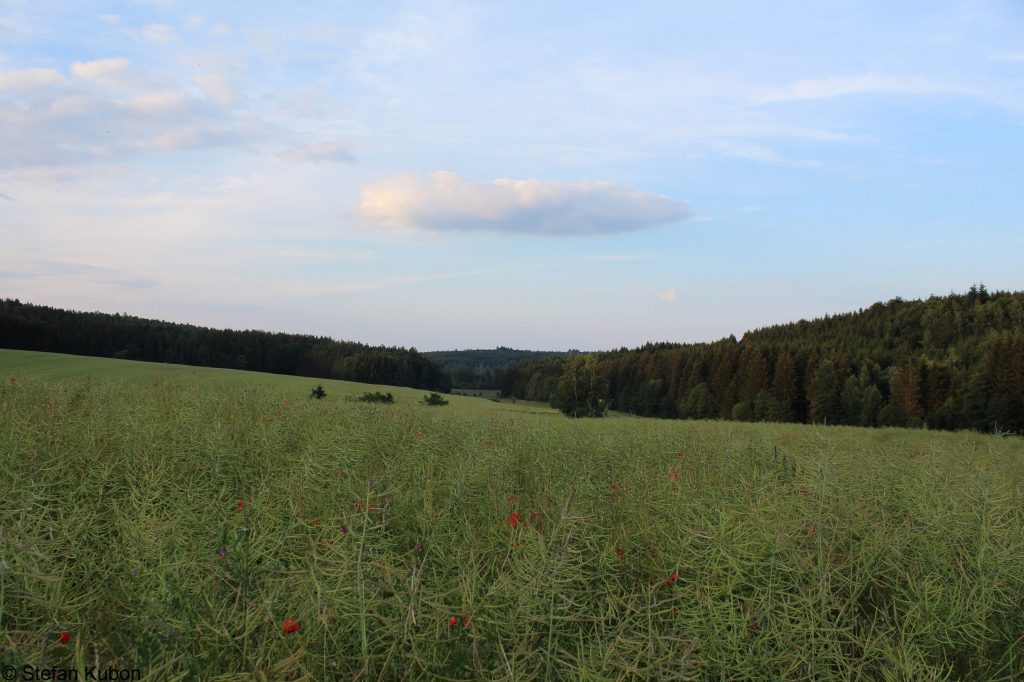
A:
1 1 1023 351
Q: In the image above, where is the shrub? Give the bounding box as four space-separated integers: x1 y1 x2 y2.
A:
358 391 394 404
421 392 449 406
310 385 327 400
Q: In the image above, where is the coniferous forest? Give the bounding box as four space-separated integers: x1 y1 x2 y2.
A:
503 286 1024 433
0 299 451 391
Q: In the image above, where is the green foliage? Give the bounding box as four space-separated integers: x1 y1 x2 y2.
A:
555 355 608 417
2 374 1023 678
422 347 564 390
310 384 327 399
504 287 1024 434
357 391 394 404
421 392 449 406
0 298 451 391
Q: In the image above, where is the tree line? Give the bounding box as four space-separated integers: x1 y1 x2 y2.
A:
503 286 1024 433
422 347 566 389
0 299 451 391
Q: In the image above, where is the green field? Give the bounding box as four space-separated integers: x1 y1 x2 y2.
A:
2 350 1023 680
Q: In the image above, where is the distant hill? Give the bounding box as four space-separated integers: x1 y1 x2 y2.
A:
423 347 566 389
503 285 1024 433
0 299 450 391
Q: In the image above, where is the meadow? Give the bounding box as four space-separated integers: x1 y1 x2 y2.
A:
1 350 1023 680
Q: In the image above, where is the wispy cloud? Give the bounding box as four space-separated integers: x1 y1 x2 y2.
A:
0 68 61 91
655 288 677 302
757 74 968 103
278 141 356 163
358 171 690 236
139 23 179 44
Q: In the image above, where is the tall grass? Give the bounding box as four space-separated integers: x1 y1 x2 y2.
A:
1 375 1023 679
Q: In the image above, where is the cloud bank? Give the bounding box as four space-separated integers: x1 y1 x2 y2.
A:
358 171 689 236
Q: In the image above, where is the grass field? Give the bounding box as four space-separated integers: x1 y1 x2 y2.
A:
2 350 1024 680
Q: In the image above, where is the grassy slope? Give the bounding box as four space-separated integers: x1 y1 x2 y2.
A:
0 349 553 416
2 349 1023 679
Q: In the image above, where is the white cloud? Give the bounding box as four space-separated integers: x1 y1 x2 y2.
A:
278 141 355 163
140 23 178 44
146 126 236 150
122 89 189 114
183 14 205 29
0 68 61 91
358 171 690 236
70 58 132 86
758 74 967 103
655 288 677 302
195 73 236 105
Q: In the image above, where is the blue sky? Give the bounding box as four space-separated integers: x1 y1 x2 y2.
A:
1 1 1022 350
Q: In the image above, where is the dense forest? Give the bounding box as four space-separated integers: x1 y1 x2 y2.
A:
422 347 566 389
503 286 1024 433
0 299 451 391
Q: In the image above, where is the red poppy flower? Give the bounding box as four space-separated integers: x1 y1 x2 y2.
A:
236 499 244 510
669 472 680 479
282 619 300 634
615 549 624 558
676 450 685 457
7 375 15 382
312 518 321 526
448 616 459 628
57 631 71 645
281 401 289 408
661 572 679 587
508 511 519 529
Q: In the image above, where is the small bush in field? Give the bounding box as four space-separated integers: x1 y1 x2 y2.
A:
358 391 394 404
310 385 327 399
421 392 449 406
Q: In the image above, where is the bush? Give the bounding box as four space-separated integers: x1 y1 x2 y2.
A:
310 385 327 400
358 391 394 404
421 392 449 406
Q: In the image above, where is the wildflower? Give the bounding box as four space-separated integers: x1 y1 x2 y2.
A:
57 631 71 645
216 549 226 558
508 511 519 529
236 499 244 510
676 450 685 457
448 616 459 628
415 543 424 551
615 549 624 558
335 471 345 478
7 376 15 382
611 484 620 493
340 526 349 534
669 472 680 479
312 518 321 526
282 619 300 634
661 572 679 587
130 568 138 577
281 401 289 408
